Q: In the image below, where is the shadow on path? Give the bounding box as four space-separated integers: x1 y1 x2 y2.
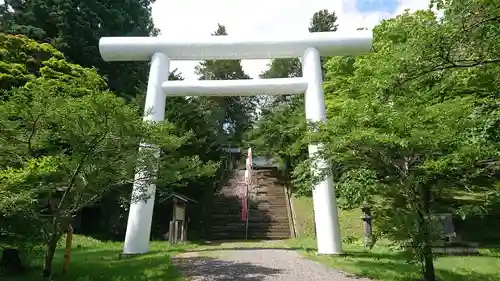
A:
185 247 302 253
173 254 282 281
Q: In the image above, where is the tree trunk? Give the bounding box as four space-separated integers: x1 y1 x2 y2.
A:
422 242 436 281
62 225 73 275
42 222 64 279
417 185 436 281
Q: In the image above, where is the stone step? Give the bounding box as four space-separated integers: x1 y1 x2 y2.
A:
209 216 288 225
208 217 289 223
209 208 288 213
209 225 290 231
209 221 289 227
217 183 285 189
214 191 286 196
252 189 286 194
209 228 290 233
209 221 289 226
210 207 288 212
210 226 290 233
252 193 284 196
209 211 289 216
209 211 290 222
210 203 287 208
210 213 289 219
209 215 288 220
210 220 290 226
211 199 287 204
252 204 288 208
215 187 286 192
208 215 288 222
209 208 289 214
210 198 285 202
208 228 291 235
214 192 286 196
208 233 290 240
207 224 290 233
251 200 287 205
209 203 288 210
213 233 290 239
208 225 290 235
209 229 290 234
251 196 287 200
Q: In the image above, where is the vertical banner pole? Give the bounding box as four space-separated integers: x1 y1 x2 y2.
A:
245 189 249 240
243 148 253 240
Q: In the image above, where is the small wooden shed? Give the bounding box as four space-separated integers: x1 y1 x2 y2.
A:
162 192 197 244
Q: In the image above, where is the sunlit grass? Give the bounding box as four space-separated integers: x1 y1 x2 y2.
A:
290 196 500 281
5 235 188 281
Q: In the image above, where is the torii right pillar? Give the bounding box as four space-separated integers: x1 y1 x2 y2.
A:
302 47 343 255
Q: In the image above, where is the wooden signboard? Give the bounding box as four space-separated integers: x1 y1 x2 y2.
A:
175 205 185 221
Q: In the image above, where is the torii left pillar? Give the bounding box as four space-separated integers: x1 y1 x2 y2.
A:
123 53 170 254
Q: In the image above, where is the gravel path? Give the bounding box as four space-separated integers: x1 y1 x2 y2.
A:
173 248 373 281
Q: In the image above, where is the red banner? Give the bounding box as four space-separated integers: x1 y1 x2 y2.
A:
242 148 252 222
241 193 247 222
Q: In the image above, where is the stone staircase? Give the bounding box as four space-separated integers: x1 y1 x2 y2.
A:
207 168 292 240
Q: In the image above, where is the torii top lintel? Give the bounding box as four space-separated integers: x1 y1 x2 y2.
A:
98 31 373 62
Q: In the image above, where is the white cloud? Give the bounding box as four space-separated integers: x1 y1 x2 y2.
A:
152 0 429 80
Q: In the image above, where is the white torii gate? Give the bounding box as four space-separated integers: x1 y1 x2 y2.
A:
99 31 372 255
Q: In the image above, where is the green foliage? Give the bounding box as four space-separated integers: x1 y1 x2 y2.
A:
248 9 340 185
247 98 307 159
293 5 500 281
0 33 64 91
0 0 234 243
308 9 338 32
194 24 257 145
0 157 56 249
250 3 500 280
0 35 216 277
0 0 159 100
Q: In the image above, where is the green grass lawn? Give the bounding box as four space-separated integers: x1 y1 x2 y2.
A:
5 236 188 281
4 237 294 281
4 195 498 281
290 196 500 281
292 195 364 241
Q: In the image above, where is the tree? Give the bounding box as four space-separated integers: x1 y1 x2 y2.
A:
0 158 51 273
0 0 159 100
195 24 257 144
0 34 216 278
300 7 500 281
259 9 338 95
245 97 308 182
248 2 500 280
308 9 338 32
309 9 338 78
258 58 302 108
248 9 340 183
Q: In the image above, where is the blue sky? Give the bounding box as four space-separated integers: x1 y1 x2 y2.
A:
153 0 428 80
356 0 399 14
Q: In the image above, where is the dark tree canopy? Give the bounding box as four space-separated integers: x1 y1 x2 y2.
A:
0 0 159 100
